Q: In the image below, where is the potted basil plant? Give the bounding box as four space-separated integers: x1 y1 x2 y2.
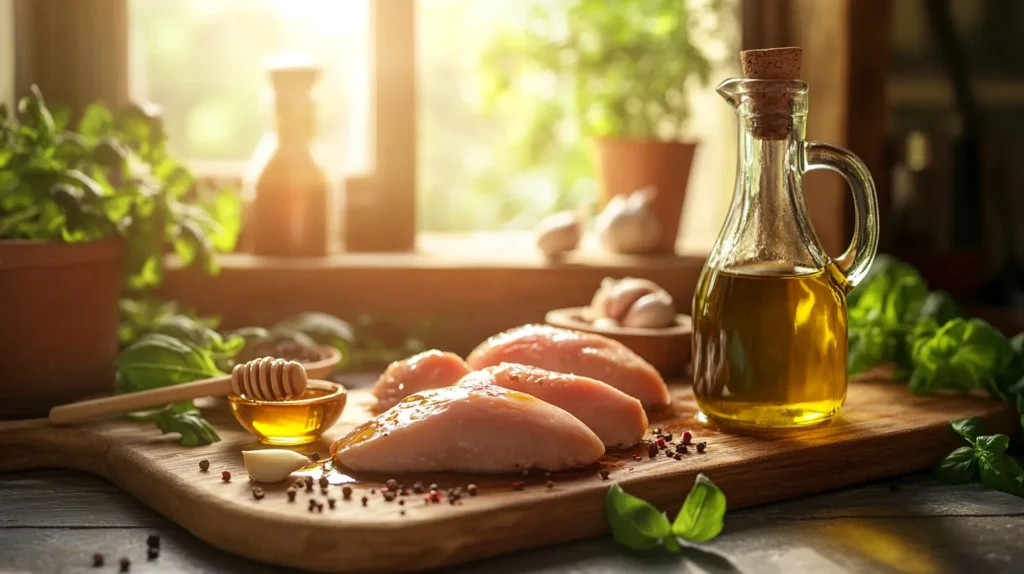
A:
0 86 240 418
482 0 724 253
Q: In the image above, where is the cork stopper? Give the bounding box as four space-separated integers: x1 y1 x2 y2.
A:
741 47 802 80
738 47 803 139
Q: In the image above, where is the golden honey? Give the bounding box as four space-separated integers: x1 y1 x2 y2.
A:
692 262 848 428
229 380 347 445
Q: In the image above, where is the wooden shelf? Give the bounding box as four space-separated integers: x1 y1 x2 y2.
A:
160 232 706 355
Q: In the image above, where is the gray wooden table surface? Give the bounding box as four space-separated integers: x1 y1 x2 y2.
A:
1 469 1023 574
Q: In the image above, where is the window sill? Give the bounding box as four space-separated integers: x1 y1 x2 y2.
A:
160 232 707 354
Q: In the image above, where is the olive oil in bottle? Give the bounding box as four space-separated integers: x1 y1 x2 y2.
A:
692 263 848 428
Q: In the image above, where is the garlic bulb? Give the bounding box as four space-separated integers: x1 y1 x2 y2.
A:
242 449 312 483
621 290 676 329
595 187 661 254
605 277 663 320
535 210 582 259
583 277 617 321
592 317 620 330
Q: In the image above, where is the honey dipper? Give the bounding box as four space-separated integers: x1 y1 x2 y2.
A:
47 357 308 425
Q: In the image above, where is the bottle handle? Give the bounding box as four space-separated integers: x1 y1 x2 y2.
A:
802 142 880 289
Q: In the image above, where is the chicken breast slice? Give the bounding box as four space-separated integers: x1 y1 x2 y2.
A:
467 325 670 408
480 363 648 448
332 376 605 473
372 350 471 411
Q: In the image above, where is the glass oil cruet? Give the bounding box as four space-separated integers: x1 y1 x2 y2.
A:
692 47 879 429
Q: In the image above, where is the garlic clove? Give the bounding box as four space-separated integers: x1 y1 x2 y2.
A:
242 449 312 483
536 210 582 259
621 291 677 329
592 317 620 330
583 277 618 321
605 277 663 320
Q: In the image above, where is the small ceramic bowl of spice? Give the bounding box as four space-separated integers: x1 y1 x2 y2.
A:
545 277 692 377
228 380 347 446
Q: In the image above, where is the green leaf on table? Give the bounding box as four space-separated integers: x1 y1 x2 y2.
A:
116 333 222 393
914 291 960 325
974 434 1010 454
671 473 727 543
149 403 221 446
935 446 978 484
951 417 985 444
908 319 1015 395
977 449 1024 497
273 312 354 359
848 326 896 376
605 484 670 551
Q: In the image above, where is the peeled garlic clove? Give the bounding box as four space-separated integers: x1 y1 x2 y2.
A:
242 449 312 483
536 210 582 259
605 277 663 320
621 291 677 329
583 277 618 321
592 317 620 330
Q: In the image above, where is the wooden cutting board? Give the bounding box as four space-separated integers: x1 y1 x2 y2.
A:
0 380 1017 574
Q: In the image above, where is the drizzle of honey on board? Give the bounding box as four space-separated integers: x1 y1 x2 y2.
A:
692 261 848 428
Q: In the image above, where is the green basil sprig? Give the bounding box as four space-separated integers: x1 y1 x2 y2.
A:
935 417 1024 497
605 473 726 552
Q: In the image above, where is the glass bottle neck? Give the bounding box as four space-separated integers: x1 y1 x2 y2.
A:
737 115 806 202
274 99 315 144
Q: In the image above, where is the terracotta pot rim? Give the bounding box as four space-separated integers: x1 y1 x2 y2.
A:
0 237 126 269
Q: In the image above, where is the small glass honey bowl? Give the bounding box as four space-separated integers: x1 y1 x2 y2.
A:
228 380 347 445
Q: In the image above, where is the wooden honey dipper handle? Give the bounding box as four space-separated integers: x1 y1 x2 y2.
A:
48 358 307 426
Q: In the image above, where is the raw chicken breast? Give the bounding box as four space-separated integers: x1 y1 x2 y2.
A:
467 325 670 408
332 376 605 473
481 363 648 448
372 350 471 411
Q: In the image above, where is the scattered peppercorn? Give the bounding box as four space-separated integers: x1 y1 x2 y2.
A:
673 454 682 461
342 485 353 500
304 476 314 491
294 478 306 489
370 488 376 494
467 484 478 496
319 476 329 489
119 557 131 572
631 454 642 461
399 488 408 496
287 488 297 502
512 481 525 491
361 496 369 506
92 553 104 567
654 428 662 435
413 482 424 494
252 487 265 500
648 443 659 458
328 498 337 509
676 443 688 454
545 480 554 489
317 502 324 513
399 499 405 506
146 535 160 549
663 433 673 442
146 548 159 561
599 470 610 480
400 509 406 516
383 491 396 502
656 438 666 449
221 471 231 482
429 491 443 503
309 451 320 462
385 479 398 492
309 499 317 511
697 441 707 453
429 483 439 492
198 459 210 472
682 431 692 445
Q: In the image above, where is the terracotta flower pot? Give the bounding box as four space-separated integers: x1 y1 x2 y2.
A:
0 239 124 419
593 138 698 254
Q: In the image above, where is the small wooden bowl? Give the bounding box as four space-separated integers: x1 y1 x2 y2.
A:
303 345 343 379
544 307 693 378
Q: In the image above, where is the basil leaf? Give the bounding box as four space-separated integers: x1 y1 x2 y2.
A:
151 405 221 446
951 417 985 444
974 434 1010 454
935 446 978 484
915 291 960 325
605 484 670 551
274 312 354 360
671 473 726 543
977 450 1024 497
909 319 1015 395
116 333 222 393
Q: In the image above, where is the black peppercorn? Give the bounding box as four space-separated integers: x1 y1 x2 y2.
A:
146 535 160 549
697 442 707 453
287 488 297 502
92 553 104 567
648 443 659 458
318 476 329 489
328 498 337 509
342 485 353 500
252 487 265 500
119 557 131 572
599 470 610 480
467 484 478 496
146 548 159 561
361 495 369 506
198 459 209 472
676 443 688 454
413 482 424 494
